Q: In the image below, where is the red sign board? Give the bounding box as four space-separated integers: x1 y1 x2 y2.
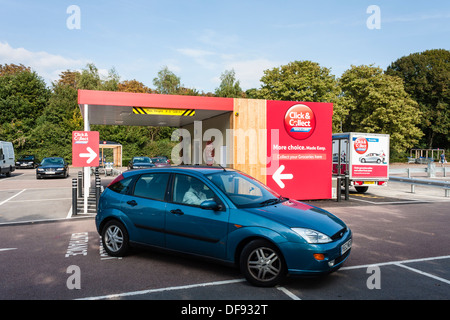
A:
266 101 333 200
72 131 99 167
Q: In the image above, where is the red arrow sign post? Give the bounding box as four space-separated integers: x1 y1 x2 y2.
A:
72 131 99 167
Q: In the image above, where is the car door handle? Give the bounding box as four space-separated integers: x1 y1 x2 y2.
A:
170 209 184 215
126 200 138 207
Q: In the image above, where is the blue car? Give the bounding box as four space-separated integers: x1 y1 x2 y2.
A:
96 166 352 287
127 156 155 170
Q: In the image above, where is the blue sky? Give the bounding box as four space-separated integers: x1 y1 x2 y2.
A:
0 0 449 92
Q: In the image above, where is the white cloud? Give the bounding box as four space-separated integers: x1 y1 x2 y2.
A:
177 48 218 70
0 41 85 84
224 58 284 90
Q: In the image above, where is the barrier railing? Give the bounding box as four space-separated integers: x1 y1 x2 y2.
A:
389 176 450 197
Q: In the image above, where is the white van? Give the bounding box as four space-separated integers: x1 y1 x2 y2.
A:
0 141 15 177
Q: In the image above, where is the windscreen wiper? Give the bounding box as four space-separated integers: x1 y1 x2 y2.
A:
259 198 281 206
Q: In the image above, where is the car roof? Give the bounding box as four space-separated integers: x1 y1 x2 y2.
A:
122 165 235 178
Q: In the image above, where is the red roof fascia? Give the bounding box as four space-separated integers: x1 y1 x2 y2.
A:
78 90 234 111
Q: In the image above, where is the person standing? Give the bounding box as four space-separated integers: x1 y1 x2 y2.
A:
440 151 446 167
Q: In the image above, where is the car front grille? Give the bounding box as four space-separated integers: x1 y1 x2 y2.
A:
330 227 347 241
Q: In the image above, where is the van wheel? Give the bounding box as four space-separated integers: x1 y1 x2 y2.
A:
102 220 130 257
240 239 286 287
355 186 369 193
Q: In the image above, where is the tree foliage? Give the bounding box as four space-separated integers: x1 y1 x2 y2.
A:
255 60 345 132
153 66 181 94
215 69 243 98
0 64 50 152
1 52 449 165
339 65 423 153
386 49 450 148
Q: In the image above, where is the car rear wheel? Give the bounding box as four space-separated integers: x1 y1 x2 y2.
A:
240 239 287 287
102 220 130 257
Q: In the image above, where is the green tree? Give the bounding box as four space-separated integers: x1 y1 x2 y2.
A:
256 60 345 131
76 63 119 91
386 49 450 149
0 64 50 152
30 83 82 160
339 65 423 154
215 69 243 98
153 66 181 94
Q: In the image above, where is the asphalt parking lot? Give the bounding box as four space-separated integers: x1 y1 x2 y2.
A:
0 167 449 303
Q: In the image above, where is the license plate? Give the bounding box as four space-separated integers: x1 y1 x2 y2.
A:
341 238 352 255
45 171 55 174
363 181 375 185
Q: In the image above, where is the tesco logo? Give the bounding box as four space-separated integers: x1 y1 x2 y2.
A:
354 137 368 154
284 104 316 140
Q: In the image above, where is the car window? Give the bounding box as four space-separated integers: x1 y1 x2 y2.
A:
133 173 170 201
172 174 215 206
109 176 134 195
133 157 151 163
206 171 283 208
41 158 64 165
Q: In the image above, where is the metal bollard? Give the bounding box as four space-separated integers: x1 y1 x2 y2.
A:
95 176 101 211
78 171 83 198
72 178 77 216
336 176 341 202
344 173 350 200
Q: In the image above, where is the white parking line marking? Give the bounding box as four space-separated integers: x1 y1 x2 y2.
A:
8 198 72 202
0 189 26 206
394 263 450 285
78 279 247 300
0 248 17 252
349 197 429 205
277 286 301 300
78 255 450 300
340 255 450 271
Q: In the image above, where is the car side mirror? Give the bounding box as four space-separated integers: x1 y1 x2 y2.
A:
200 200 220 211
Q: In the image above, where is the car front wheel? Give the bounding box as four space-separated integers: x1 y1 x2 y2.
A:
240 239 287 287
102 220 130 257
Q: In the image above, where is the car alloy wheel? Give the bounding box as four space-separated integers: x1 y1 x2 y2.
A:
102 220 129 257
240 239 286 287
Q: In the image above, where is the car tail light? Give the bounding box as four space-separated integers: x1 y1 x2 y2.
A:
107 174 124 188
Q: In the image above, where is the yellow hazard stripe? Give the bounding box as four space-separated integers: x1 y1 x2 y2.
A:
133 107 195 116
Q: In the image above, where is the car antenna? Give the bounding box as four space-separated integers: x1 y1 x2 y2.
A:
217 164 227 171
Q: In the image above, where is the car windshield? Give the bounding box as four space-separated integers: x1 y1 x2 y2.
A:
151 157 167 163
21 155 34 160
206 171 286 208
133 157 151 163
41 158 64 165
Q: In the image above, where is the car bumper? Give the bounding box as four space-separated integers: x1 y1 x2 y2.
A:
36 171 66 178
280 229 352 275
18 164 35 168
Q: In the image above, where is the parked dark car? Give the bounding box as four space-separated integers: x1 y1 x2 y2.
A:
127 156 155 170
96 166 352 287
151 156 170 167
16 155 40 169
36 157 69 179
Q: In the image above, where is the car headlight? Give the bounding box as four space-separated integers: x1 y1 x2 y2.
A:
292 228 332 244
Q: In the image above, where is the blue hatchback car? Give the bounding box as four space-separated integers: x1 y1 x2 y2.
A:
96 166 352 287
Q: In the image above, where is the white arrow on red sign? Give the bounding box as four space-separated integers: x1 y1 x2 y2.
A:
273 165 293 189
79 147 97 164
